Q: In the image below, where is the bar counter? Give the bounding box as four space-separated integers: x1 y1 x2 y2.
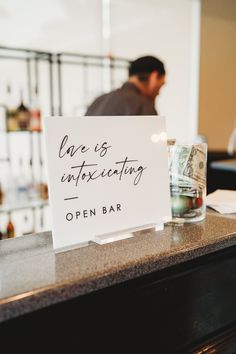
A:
1 212 236 352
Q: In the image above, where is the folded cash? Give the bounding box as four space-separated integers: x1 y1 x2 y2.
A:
168 144 207 189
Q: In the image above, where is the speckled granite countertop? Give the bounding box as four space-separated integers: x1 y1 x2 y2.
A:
1 212 236 323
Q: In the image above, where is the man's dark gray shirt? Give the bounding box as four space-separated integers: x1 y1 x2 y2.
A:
85 82 157 116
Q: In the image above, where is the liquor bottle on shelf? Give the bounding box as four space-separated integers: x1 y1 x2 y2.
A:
5 168 17 205
38 159 48 200
16 89 31 131
22 214 29 235
16 157 29 203
0 182 3 205
39 182 48 200
6 216 15 238
22 214 34 235
28 158 39 201
30 86 42 132
5 84 18 132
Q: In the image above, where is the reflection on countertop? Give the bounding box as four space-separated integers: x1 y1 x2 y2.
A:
0 232 55 299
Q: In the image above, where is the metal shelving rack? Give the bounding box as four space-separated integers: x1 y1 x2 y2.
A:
0 46 130 237
0 46 55 115
0 46 54 235
56 52 130 116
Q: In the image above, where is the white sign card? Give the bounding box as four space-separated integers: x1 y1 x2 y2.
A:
43 116 171 251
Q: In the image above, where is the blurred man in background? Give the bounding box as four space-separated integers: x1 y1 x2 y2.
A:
85 55 166 116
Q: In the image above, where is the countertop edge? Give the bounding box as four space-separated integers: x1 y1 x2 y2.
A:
1 229 236 323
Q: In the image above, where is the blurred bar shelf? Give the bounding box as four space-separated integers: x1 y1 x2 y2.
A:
0 130 42 134
0 199 48 213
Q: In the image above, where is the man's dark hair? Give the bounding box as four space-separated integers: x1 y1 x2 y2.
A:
128 55 165 80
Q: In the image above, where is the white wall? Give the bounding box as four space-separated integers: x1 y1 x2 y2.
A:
0 0 103 54
110 0 201 142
